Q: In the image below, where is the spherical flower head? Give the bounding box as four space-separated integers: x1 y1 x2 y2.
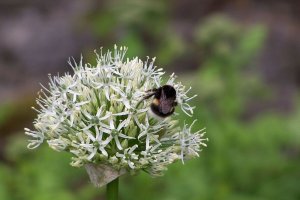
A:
25 45 208 187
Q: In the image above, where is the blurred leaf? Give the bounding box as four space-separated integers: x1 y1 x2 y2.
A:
0 103 13 126
0 134 102 200
119 32 145 58
90 12 117 36
157 32 185 66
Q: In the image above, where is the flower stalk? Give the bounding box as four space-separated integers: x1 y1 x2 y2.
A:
107 178 119 200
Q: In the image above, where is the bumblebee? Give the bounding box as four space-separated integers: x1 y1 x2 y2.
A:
143 85 178 118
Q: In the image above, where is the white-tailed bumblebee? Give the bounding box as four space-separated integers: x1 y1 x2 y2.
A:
143 85 178 118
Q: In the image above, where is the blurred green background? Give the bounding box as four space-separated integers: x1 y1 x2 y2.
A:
1 0 300 199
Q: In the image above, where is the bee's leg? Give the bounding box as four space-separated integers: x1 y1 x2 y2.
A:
143 92 156 100
145 88 157 93
145 88 157 92
135 89 157 108
173 101 178 106
143 88 158 99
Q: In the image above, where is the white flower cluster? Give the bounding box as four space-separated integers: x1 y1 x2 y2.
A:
25 45 207 178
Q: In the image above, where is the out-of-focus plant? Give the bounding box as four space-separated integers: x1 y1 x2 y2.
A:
0 134 101 200
0 103 13 127
166 14 300 200
194 15 268 118
1 9 300 200
86 0 185 66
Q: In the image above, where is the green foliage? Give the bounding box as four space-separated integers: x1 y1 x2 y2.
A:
193 15 268 118
87 0 185 66
0 134 104 200
195 15 266 69
0 103 13 126
1 12 300 200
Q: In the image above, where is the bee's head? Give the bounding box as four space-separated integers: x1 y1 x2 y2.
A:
161 85 176 99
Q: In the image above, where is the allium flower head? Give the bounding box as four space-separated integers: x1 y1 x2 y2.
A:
25 45 207 187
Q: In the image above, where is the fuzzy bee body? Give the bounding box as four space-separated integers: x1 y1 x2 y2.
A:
143 85 177 118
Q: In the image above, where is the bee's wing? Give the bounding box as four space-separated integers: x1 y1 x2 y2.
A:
158 88 173 114
159 99 174 114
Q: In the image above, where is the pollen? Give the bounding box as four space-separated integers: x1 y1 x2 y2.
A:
152 98 160 106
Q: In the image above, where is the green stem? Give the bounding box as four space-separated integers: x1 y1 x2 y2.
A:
107 178 119 200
